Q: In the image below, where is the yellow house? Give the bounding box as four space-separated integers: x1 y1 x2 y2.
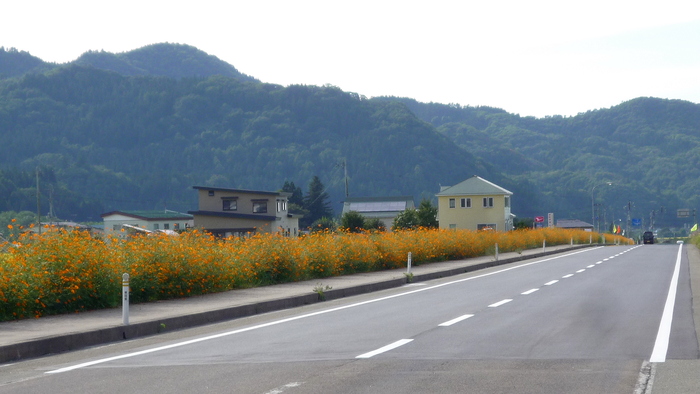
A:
436 176 513 231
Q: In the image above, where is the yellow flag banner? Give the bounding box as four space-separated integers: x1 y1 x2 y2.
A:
692 223 698 232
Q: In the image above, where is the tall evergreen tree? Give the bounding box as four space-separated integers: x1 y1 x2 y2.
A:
280 180 304 206
302 176 333 228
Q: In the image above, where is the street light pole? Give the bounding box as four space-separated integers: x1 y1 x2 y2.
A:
591 182 612 232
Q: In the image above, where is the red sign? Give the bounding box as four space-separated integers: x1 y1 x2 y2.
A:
534 216 545 223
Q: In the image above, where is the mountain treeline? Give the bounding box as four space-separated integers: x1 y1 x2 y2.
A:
1 43 698 230
0 59 494 221
378 97 700 228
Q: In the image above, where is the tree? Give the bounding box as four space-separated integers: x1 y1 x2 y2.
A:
392 209 419 231
310 217 336 233
302 176 333 228
280 180 307 217
514 217 533 230
364 217 385 232
416 199 438 228
280 180 303 206
340 211 365 233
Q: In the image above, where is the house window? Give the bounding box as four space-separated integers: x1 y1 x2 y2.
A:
223 198 237 211
449 198 456 208
174 223 180 230
208 190 215 196
483 197 494 208
253 201 268 213
153 223 159 230
277 200 287 212
505 196 510 208
164 223 170 230
449 224 457 229
460 198 471 208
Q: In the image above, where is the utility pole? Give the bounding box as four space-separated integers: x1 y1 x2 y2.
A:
36 167 41 235
344 159 348 198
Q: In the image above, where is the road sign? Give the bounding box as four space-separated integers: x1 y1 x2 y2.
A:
631 218 642 226
678 209 692 218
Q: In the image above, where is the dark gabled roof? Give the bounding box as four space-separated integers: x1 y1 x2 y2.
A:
192 186 290 197
101 210 193 220
436 175 512 196
187 210 277 222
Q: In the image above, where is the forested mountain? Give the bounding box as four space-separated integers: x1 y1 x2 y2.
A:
0 47 54 79
0 43 257 82
0 43 697 230
0 64 499 221
379 97 700 227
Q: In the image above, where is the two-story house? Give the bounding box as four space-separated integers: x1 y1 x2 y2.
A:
188 186 300 237
436 176 514 231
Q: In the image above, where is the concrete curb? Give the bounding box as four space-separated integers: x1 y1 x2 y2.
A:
0 244 597 363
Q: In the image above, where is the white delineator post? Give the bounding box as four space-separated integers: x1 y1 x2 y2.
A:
122 273 130 325
406 252 412 274
543 239 546 253
495 243 499 261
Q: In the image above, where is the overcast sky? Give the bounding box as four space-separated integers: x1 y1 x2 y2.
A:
3 0 699 117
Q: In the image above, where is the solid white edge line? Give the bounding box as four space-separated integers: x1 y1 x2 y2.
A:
439 314 474 327
356 339 413 358
649 244 684 363
46 247 603 374
264 382 304 394
488 299 513 308
521 288 539 295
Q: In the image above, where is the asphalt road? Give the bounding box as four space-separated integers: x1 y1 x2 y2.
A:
1 244 696 394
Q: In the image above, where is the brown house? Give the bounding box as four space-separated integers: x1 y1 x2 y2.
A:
188 186 300 237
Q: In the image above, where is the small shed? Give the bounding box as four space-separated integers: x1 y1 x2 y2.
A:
342 196 415 231
556 219 594 232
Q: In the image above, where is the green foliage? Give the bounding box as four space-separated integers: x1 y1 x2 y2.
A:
364 218 386 232
0 44 698 228
310 217 337 233
340 211 365 233
514 217 534 230
392 200 437 231
392 209 419 231
0 47 51 79
393 96 700 227
281 180 304 206
0 211 37 238
1 62 489 221
303 176 333 228
416 199 438 228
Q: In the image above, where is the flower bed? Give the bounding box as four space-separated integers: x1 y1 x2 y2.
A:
0 227 629 321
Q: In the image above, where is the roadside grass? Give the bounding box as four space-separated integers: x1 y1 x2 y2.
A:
0 227 630 321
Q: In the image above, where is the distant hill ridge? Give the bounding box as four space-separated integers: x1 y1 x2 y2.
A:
0 43 258 82
1 43 699 230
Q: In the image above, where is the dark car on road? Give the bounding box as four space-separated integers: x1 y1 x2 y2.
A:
643 231 655 244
